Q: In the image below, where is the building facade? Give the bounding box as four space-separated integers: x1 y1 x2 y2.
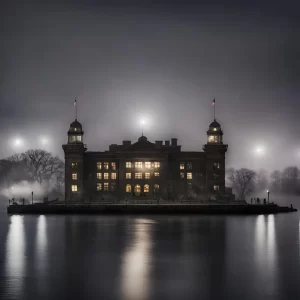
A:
62 119 233 202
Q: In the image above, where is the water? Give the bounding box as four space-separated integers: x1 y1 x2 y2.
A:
0 211 299 300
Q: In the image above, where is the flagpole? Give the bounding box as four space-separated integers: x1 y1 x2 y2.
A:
74 98 77 120
214 100 215 120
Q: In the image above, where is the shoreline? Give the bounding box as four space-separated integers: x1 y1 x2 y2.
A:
6 203 297 215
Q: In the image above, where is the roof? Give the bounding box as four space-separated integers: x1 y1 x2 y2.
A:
209 120 221 128
70 119 82 128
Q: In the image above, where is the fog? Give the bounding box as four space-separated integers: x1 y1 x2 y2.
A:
1 1 300 172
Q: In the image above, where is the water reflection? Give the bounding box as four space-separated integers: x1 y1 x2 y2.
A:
121 218 154 300
5 215 26 299
255 215 278 293
36 215 47 271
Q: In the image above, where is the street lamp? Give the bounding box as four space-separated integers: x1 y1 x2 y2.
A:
267 190 270 204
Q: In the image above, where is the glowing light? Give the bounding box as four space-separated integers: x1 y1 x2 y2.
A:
254 145 265 155
40 137 49 146
13 138 23 147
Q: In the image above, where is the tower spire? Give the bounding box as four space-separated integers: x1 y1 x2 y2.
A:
74 98 77 120
212 98 216 121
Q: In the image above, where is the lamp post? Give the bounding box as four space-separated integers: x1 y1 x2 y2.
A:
267 190 270 204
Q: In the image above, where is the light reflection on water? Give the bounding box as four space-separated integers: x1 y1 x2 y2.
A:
36 215 47 271
121 218 154 300
4 215 26 299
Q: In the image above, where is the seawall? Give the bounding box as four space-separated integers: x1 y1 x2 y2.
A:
6 203 297 215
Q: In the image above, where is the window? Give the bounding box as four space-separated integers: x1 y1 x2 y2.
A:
72 162 78 168
126 162 132 168
111 183 116 191
96 173 102 180
154 162 160 168
145 172 151 179
111 173 117 180
187 172 192 180
71 185 78 192
144 184 150 193
187 162 192 170
135 161 143 168
180 163 184 170
111 162 116 170
213 173 219 179
154 184 159 191
76 136 82 142
180 172 184 179
104 173 109 180
104 162 109 170
145 162 151 169
214 185 220 191
134 184 141 195
126 173 131 179
104 182 109 191
213 127 217 131
97 183 102 191
72 173 77 180
213 163 220 169
97 162 102 170
126 184 132 193
208 135 219 143
154 172 159 177
135 173 142 179
187 182 192 189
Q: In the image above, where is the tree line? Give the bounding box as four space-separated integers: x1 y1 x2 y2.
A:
0 149 64 197
227 166 300 200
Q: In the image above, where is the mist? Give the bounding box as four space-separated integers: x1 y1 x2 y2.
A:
1 1 300 172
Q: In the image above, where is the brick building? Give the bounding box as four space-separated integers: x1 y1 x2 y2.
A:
62 118 233 202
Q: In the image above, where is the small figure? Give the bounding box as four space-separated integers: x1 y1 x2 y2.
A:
251 198 253 204
263 198 266 205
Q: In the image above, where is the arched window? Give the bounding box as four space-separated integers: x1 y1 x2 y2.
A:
154 184 159 191
134 184 141 196
126 184 131 193
144 184 150 193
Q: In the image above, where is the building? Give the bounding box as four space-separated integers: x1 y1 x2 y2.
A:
62 118 233 202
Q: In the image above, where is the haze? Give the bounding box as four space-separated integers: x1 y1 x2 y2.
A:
0 1 299 171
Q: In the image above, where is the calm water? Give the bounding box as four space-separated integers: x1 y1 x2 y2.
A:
0 211 300 300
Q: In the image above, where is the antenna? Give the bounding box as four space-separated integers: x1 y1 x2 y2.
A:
74 98 77 120
212 98 216 121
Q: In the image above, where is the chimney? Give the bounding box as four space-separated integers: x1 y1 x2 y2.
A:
171 138 178 146
155 141 163 148
165 140 170 146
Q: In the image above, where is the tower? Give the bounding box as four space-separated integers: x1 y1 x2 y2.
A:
62 119 87 201
203 119 228 199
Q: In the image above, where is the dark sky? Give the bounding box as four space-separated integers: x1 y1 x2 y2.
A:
0 0 300 171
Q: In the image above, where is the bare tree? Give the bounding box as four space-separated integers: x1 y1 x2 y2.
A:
281 166 299 194
254 169 269 193
227 168 256 200
270 170 282 193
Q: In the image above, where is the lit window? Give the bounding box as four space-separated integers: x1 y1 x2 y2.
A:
71 185 78 192
213 127 217 131
111 183 116 191
154 162 160 168
104 182 109 191
72 173 77 180
97 162 102 170
126 162 132 168
208 135 219 143
180 163 184 170
74 128 77 132
135 173 143 179
126 184 132 193
72 162 78 168
104 162 109 170
96 173 102 180
145 162 151 168
180 172 184 179
135 162 143 168
126 173 131 179
76 136 82 142
187 172 192 180
214 185 220 191
145 173 151 179
104 173 109 179
144 184 150 193
111 173 117 180
154 184 159 191
97 183 102 191
154 172 159 177
187 162 192 170
213 163 220 169
111 162 116 170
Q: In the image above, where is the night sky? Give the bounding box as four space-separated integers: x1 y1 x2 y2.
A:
0 1 299 171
